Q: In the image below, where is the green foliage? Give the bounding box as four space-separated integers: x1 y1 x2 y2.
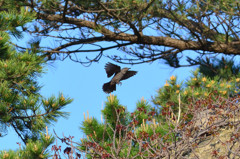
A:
0 40 73 142
0 3 73 158
80 115 107 142
5 0 239 67
131 98 153 126
153 57 240 122
199 57 240 80
80 94 129 143
152 75 183 115
0 7 35 38
79 57 240 158
79 94 174 158
101 94 129 127
0 132 54 159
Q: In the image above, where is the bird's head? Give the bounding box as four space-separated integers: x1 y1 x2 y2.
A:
122 67 130 73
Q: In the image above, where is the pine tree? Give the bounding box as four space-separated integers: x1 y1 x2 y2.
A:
5 0 240 67
75 57 240 158
0 6 72 158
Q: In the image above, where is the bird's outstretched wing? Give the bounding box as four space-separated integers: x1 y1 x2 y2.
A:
105 62 121 77
121 71 137 81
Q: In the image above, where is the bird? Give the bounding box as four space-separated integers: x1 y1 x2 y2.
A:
102 62 137 93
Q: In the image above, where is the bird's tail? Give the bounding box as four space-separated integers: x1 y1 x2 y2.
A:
103 82 116 93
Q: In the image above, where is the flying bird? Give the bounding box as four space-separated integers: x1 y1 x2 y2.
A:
103 62 137 93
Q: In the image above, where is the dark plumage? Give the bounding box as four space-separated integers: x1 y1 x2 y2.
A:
102 62 137 93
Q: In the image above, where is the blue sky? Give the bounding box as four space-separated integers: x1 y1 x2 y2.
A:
0 33 196 152
0 52 195 151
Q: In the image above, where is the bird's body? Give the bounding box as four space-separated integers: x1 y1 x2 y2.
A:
103 63 137 93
